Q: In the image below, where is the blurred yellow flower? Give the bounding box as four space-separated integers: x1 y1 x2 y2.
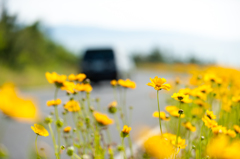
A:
61 81 76 93
76 73 86 82
204 73 222 84
144 135 175 159
169 110 185 118
165 106 178 113
152 111 170 121
227 129 236 138
68 74 77 81
93 111 114 126
206 110 216 120
171 136 187 149
197 85 213 94
232 95 240 103
63 126 71 133
233 125 240 134
31 124 49 137
194 99 209 109
46 99 61 107
118 79 136 89
75 83 92 92
206 135 240 159
191 89 207 101
179 88 192 95
121 125 131 135
64 100 80 112
146 76 171 91
110 80 118 86
182 122 196 132
108 101 117 114
211 125 227 135
0 83 39 123
171 93 189 102
202 115 218 128
45 72 67 86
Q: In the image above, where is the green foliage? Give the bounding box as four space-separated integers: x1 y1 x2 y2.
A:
0 8 77 70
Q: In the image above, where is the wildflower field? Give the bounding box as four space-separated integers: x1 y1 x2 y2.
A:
1 65 240 159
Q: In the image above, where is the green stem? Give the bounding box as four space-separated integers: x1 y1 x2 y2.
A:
57 129 61 159
73 153 81 159
123 88 128 124
48 123 58 159
175 114 182 159
114 114 121 133
121 137 127 159
157 90 163 134
199 124 204 159
106 128 112 144
35 135 39 159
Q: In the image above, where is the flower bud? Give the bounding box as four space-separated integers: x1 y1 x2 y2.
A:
178 109 184 115
60 145 65 150
67 146 74 156
44 116 53 124
192 145 196 149
56 119 64 128
201 136 205 140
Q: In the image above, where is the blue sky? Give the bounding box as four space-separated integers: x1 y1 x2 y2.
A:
5 0 240 67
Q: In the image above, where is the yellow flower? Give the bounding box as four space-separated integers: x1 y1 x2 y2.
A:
76 73 86 82
63 126 71 133
232 95 240 103
0 83 39 123
84 84 93 92
182 122 196 132
61 81 76 94
171 136 187 149
179 88 192 95
68 74 77 81
165 106 178 113
31 124 49 137
146 76 171 91
93 111 114 125
206 110 216 120
202 115 218 128
227 129 236 138
46 99 61 107
211 125 227 135
169 110 185 118
64 100 80 112
204 73 222 84
194 99 209 109
233 125 240 134
122 125 131 134
118 79 136 89
152 111 170 121
171 93 189 102
75 83 92 92
197 85 213 94
206 135 240 159
144 135 175 159
45 72 67 86
110 80 118 86
191 89 207 101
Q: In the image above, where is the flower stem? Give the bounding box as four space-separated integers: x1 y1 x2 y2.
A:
157 90 163 134
121 137 127 159
48 123 59 159
35 135 39 159
175 113 182 158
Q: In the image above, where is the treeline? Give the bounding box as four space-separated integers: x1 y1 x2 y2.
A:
0 8 77 70
132 48 211 65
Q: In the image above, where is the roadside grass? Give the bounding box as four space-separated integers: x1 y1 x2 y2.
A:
0 65 78 89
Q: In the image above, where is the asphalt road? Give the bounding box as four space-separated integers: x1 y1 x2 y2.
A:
1 70 177 159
